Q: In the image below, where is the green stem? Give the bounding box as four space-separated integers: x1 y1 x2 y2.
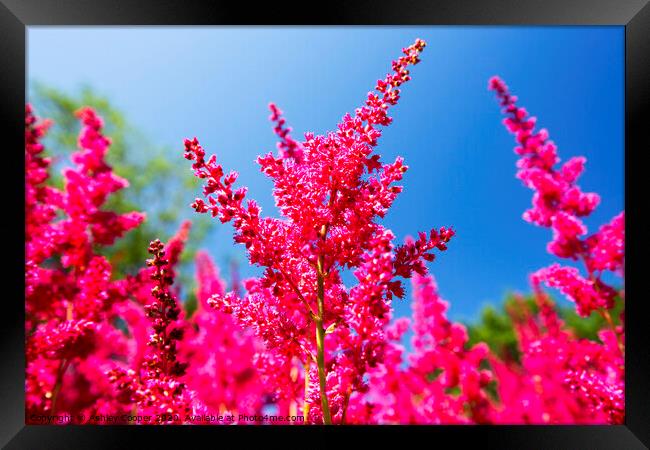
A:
303 361 311 423
315 249 332 425
50 358 70 414
315 320 331 424
600 308 624 355
340 388 351 425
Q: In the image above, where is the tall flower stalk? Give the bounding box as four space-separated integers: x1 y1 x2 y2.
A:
108 238 199 422
489 76 624 423
184 39 454 424
488 76 623 320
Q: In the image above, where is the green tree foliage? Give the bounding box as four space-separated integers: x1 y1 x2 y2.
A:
29 83 211 283
467 300 522 364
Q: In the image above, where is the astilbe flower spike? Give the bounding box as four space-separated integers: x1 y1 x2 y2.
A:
489 76 624 424
178 251 269 421
105 220 268 423
108 239 201 422
351 274 495 424
185 38 454 424
25 105 145 422
488 76 623 318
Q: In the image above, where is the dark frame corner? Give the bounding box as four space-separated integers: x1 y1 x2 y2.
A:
1 0 648 448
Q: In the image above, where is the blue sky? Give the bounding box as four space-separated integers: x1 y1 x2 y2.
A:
27 27 624 323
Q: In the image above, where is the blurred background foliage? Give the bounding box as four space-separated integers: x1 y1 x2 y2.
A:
29 83 212 304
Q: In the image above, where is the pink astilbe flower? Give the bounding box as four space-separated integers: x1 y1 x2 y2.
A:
352 274 495 424
25 105 56 268
530 264 616 317
178 251 268 421
25 105 145 422
186 39 453 424
269 103 304 163
565 362 624 424
490 77 624 424
585 212 625 275
95 221 208 424
108 239 202 423
60 108 146 265
488 76 624 318
488 77 599 231
490 292 623 424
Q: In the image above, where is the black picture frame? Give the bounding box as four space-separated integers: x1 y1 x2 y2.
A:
2 1 648 448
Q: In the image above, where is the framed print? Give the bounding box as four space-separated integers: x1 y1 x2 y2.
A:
1 0 648 448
